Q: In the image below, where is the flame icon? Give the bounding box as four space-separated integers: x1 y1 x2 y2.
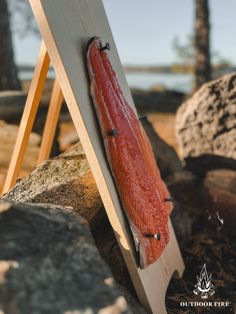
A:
193 264 215 299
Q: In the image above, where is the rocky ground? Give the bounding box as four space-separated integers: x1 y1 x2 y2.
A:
0 75 236 313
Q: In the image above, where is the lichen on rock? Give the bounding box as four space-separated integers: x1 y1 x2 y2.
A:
176 73 236 171
4 143 103 224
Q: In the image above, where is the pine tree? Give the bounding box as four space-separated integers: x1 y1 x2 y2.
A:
0 0 21 90
194 0 211 90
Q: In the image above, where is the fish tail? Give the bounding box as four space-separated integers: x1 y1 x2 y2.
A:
130 222 169 269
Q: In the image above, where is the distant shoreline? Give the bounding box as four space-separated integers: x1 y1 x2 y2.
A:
123 64 236 75
18 64 236 76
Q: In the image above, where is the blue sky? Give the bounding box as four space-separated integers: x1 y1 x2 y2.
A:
13 0 236 66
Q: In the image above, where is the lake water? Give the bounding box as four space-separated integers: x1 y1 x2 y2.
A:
19 70 193 93
125 72 193 93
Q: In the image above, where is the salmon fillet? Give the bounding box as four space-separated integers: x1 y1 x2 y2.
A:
87 37 173 268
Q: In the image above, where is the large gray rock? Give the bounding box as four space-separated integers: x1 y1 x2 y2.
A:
0 91 27 123
4 143 103 225
0 120 41 172
0 89 59 143
131 87 185 115
0 200 130 314
166 171 199 244
140 117 182 178
176 73 236 173
3 146 147 313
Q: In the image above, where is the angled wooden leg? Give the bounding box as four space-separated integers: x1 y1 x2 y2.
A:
37 79 63 165
2 41 50 194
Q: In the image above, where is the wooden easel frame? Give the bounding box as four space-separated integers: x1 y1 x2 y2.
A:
2 1 184 313
3 42 63 193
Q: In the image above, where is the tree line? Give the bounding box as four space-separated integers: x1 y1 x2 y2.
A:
0 0 213 92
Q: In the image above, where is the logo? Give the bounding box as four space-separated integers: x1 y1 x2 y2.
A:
193 263 215 299
179 263 231 309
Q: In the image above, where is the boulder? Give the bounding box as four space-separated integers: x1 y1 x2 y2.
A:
92 218 147 314
0 120 41 146
176 73 236 173
0 200 130 314
0 120 41 172
0 168 28 196
3 143 143 310
0 89 59 144
140 117 182 177
92 217 135 293
0 91 27 123
166 171 201 245
147 113 180 154
59 120 79 152
4 143 103 225
131 88 185 115
202 169 236 230
1 139 129 288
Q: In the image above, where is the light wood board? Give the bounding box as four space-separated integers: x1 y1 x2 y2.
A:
37 79 63 164
29 1 184 313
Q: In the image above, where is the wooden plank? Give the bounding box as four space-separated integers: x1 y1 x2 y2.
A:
37 79 63 164
29 1 184 313
2 42 50 194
